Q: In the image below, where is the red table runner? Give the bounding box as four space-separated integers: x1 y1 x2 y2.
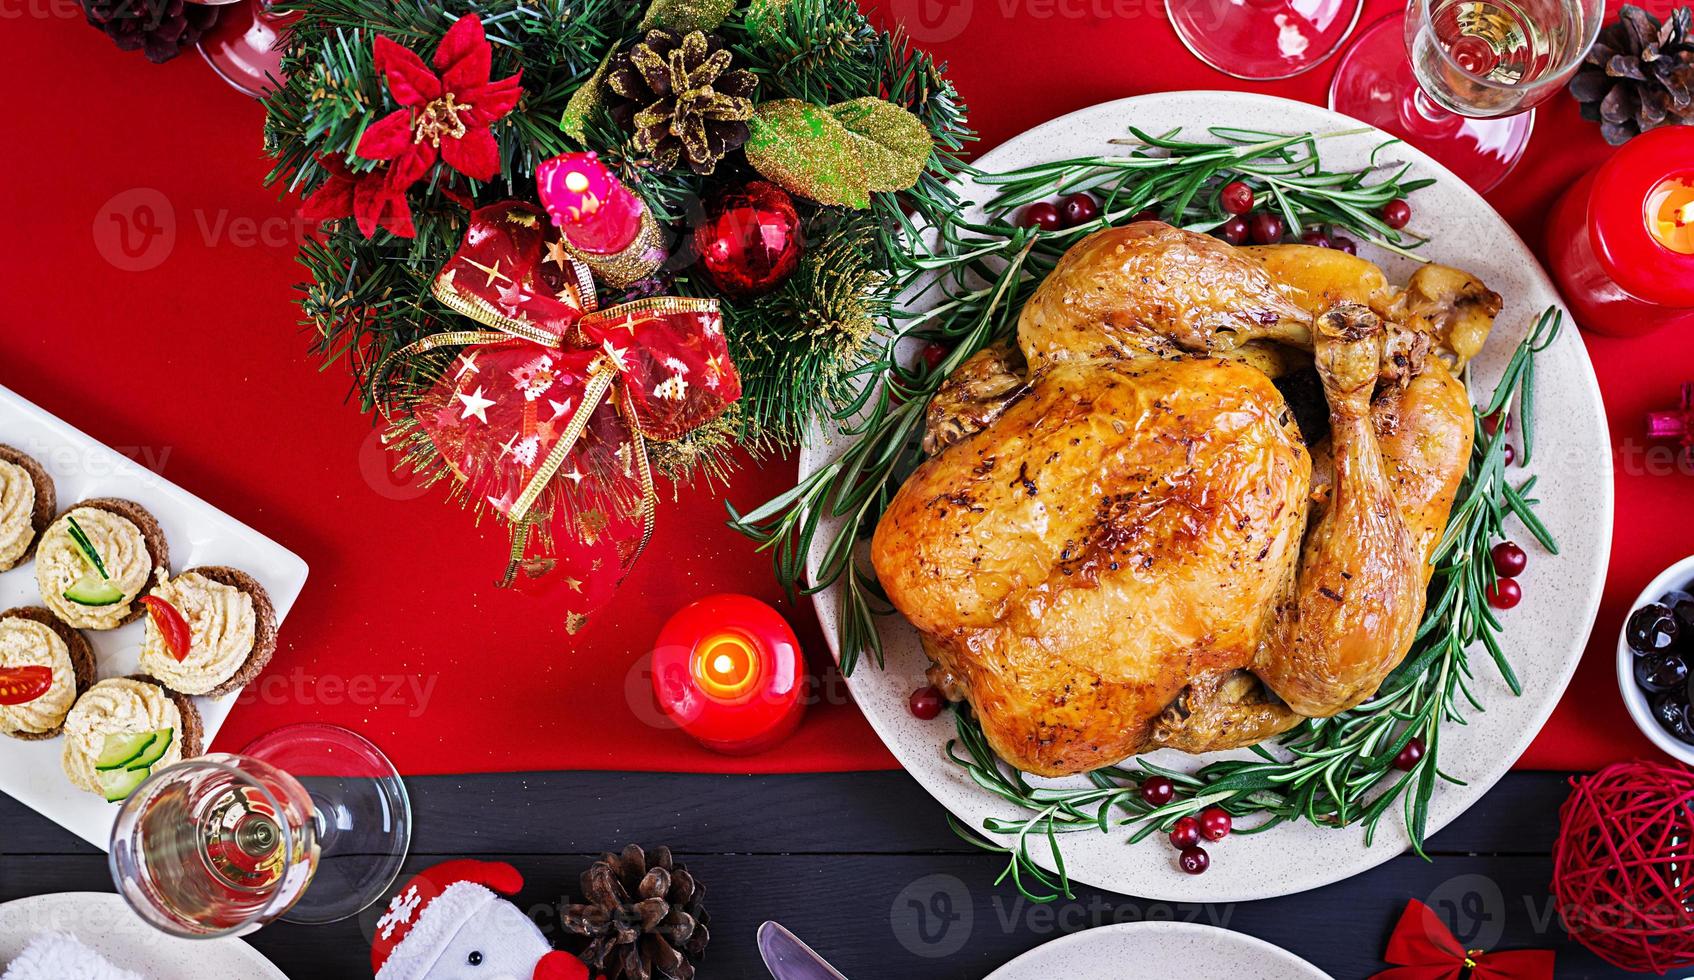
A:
2 0 1685 775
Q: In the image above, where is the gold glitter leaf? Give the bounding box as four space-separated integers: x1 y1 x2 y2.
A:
641 0 737 33
745 99 872 209
828 97 934 193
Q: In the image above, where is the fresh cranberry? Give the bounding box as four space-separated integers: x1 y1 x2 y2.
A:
1220 181 1255 215
1132 208 1162 223
1486 577 1522 610
908 685 944 720
1300 227 1332 249
1199 807 1232 841
1059 193 1100 228
1019 202 1062 231
1482 411 1512 436
921 343 949 371
1503 443 1517 466
1491 541 1527 578
1393 737 1425 771
1382 198 1412 230
1219 216 1249 245
1178 846 1210 875
1140 775 1176 807
1168 816 1202 850
1330 235 1358 255
1248 212 1285 245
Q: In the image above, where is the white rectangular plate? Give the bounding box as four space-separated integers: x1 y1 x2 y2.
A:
0 383 308 849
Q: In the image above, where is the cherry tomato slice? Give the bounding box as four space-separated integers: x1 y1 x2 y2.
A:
140 596 192 662
0 666 53 705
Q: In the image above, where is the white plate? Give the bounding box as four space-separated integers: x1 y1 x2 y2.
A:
0 892 288 979
986 922 1330 980
0 383 308 849
801 92 1613 901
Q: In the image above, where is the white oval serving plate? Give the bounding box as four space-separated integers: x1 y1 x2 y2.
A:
985 921 1331 979
0 892 288 979
800 91 1613 902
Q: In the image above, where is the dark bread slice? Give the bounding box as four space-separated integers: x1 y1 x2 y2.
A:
0 605 94 741
125 674 204 759
0 444 55 568
179 566 277 698
53 498 169 628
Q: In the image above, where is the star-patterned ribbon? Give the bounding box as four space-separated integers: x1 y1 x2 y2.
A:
1368 900 1554 980
376 202 740 630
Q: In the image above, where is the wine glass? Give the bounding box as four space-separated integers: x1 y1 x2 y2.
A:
109 724 410 936
1328 0 1605 193
1167 0 1365 80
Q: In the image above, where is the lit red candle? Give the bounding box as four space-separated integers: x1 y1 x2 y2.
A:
534 151 663 286
1545 126 1694 337
651 594 807 755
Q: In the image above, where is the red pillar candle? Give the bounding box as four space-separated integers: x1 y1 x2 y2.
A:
651 594 807 755
1545 126 1694 338
534 151 664 287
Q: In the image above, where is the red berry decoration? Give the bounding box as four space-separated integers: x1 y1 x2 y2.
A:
1220 181 1255 215
1482 411 1512 436
1248 211 1284 245
694 181 804 299
1503 443 1517 465
908 685 944 720
1219 216 1249 245
1300 227 1332 249
1487 577 1523 610
1019 202 1062 231
1330 235 1358 255
1059 193 1100 228
1199 807 1232 841
1168 816 1202 850
1491 541 1528 578
1132 208 1162 223
1393 736 1426 771
1382 198 1412 229
1178 846 1210 875
921 342 950 371
1140 775 1176 807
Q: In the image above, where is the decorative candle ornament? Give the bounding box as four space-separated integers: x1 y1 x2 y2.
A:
535 151 665 288
1544 126 1694 337
651 594 806 755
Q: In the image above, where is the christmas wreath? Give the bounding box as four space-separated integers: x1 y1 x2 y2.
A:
262 0 968 627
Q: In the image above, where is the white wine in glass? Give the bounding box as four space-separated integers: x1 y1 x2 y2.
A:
110 724 411 937
1329 0 1603 192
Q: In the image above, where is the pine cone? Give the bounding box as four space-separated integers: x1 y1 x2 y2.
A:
562 845 711 980
1569 5 1694 145
80 0 219 64
605 30 759 175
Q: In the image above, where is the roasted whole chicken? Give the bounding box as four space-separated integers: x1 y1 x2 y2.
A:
871 222 1499 777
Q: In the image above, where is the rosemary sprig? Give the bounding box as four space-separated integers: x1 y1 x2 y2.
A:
945 309 1564 903
729 126 1436 675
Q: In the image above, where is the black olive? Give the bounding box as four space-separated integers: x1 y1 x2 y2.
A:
468 951 483 966
1665 590 1694 644
1651 693 1694 744
1636 652 1690 693
1628 603 1680 655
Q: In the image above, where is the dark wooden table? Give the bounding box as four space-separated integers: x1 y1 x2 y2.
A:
0 770 1644 978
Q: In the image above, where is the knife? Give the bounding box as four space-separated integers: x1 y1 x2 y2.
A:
757 921 851 980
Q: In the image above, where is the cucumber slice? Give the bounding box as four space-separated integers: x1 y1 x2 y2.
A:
64 573 125 607
126 728 174 771
99 766 150 803
94 731 156 771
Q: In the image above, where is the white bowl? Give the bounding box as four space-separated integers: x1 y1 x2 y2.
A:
1616 554 1694 765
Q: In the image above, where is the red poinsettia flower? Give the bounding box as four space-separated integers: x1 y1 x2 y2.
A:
356 14 522 189
301 154 417 239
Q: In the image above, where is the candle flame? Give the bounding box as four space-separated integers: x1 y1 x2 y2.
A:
1679 201 1694 227
695 633 760 700
565 171 590 194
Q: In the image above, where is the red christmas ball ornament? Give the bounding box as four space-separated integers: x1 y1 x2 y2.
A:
694 181 804 299
1552 761 1694 973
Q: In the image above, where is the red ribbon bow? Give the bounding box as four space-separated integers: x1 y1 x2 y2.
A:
1369 900 1554 980
378 202 740 630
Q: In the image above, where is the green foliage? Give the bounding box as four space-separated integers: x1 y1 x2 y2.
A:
261 0 972 463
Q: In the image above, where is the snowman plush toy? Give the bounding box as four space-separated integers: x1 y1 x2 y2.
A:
370 860 592 980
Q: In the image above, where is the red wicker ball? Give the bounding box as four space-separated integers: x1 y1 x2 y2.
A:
1552 760 1694 974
